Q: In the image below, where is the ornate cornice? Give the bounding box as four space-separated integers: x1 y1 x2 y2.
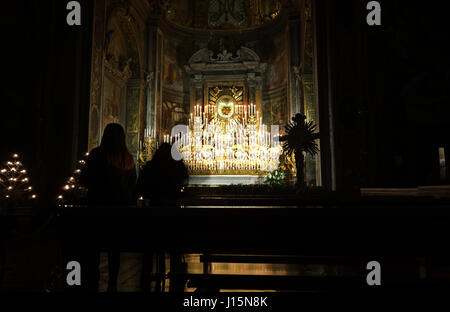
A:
185 46 267 75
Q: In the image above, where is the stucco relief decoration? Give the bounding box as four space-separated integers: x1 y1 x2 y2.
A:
188 46 261 66
210 49 241 63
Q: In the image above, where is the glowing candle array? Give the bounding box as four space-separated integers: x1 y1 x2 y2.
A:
58 152 89 203
167 104 281 174
0 153 37 200
144 127 155 139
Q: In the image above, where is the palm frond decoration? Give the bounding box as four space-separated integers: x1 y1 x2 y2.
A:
280 113 319 187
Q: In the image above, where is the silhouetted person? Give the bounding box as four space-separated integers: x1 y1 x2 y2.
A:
80 123 137 292
137 143 188 206
137 143 188 292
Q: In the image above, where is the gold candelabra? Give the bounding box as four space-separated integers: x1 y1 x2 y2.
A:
162 103 282 175
139 127 157 167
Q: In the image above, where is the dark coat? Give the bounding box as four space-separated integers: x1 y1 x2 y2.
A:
137 157 188 206
80 147 137 206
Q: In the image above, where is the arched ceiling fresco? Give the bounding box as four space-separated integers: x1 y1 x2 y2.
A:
152 0 289 30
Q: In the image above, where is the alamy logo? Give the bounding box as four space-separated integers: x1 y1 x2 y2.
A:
171 125 189 161
66 1 81 26
366 1 381 26
66 261 81 286
366 261 381 286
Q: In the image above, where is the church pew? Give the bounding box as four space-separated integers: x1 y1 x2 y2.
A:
57 205 450 256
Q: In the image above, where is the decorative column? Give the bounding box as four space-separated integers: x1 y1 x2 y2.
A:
248 78 256 107
145 24 155 142
288 8 302 117
194 74 204 110
255 78 263 116
88 0 107 151
145 21 163 142
247 73 262 111
301 0 321 186
301 74 317 186
293 66 303 114
144 69 154 130
187 74 204 126
126 78 145 161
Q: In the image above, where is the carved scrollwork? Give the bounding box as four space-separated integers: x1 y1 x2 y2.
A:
188 46 261 65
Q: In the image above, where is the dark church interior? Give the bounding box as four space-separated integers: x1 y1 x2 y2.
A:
1 0 450 302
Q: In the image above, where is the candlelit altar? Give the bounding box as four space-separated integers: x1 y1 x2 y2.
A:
159 83 282 185
169 98 281 173
141 47 283 185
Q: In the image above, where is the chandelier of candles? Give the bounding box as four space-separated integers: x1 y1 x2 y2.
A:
161 103 282 174
0 153 37 201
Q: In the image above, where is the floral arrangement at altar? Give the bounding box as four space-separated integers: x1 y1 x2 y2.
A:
264 160 287 186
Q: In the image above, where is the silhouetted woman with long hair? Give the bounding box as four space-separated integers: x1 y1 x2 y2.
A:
81 123 137 292
84 123 136 205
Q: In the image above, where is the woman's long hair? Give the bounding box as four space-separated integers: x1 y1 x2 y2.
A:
100 123 135 170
